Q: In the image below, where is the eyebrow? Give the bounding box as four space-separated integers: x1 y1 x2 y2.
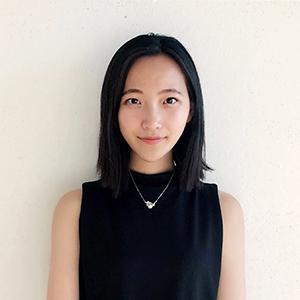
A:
121 88 183 97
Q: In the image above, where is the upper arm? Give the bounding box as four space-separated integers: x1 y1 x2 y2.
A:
47 188 82 300
217 191 247 300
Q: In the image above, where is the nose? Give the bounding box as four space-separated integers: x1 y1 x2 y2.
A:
141 105 162 131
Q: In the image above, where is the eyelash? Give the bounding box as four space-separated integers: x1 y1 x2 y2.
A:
123 97 178 106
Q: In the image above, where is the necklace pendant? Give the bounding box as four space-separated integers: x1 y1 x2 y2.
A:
145 201 155 209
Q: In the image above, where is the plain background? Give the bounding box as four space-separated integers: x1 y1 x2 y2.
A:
1 1 299 299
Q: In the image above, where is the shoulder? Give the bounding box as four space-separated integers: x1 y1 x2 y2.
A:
47 188 83 299
52 188 83 227
217 189 245 251
56 188 82 210
216 190 247 298
200 183 244 221
50 189 83 263
218 190 244 225
217 190 246 275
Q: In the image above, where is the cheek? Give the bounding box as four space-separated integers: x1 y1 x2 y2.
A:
169 109 189 125
118 110 137 134
118 109 129 127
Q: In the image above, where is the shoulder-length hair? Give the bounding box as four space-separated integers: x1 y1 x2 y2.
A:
97 32 214 199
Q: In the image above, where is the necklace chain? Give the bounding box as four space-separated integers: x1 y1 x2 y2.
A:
129 160 176 209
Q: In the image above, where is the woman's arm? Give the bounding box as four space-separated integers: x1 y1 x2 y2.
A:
47 189 82 300
217 191 247 300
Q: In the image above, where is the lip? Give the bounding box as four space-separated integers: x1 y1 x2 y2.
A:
139 137 166 145
140 136 164 140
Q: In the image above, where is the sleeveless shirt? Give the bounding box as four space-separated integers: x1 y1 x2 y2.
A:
79 168 223 300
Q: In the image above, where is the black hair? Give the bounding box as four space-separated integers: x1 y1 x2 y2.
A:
97 32 214 199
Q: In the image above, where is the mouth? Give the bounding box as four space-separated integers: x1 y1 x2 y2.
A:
138 137 166 145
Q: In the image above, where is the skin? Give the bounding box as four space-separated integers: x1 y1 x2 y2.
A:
47 54 246 299
118 54 194 174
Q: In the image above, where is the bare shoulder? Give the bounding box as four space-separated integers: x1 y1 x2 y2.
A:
47 188 83 300
218 190 244 223
54 188 82 218
216 190 246 299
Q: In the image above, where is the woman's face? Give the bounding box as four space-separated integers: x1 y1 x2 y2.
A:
118 54 193 172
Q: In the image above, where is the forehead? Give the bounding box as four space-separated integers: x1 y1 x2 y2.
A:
124 54 187 92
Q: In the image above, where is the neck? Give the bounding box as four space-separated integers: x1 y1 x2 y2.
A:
129 154 175 174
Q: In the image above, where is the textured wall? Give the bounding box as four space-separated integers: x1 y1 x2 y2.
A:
0 1 299 299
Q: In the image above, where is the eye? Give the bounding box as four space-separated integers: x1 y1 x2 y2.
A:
124 98 140 105
165 97 178 105
123 97 178 106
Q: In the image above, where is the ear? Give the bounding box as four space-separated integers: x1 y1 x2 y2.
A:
186 101 194 123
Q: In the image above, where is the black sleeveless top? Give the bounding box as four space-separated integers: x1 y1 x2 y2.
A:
79 168 223 300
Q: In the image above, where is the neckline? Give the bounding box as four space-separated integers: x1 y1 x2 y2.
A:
128 168 177 187
120 167 180 213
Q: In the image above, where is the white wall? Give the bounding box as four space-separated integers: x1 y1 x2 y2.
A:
1 1 299 299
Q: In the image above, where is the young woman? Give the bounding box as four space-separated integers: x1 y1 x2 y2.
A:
47 33 246 300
